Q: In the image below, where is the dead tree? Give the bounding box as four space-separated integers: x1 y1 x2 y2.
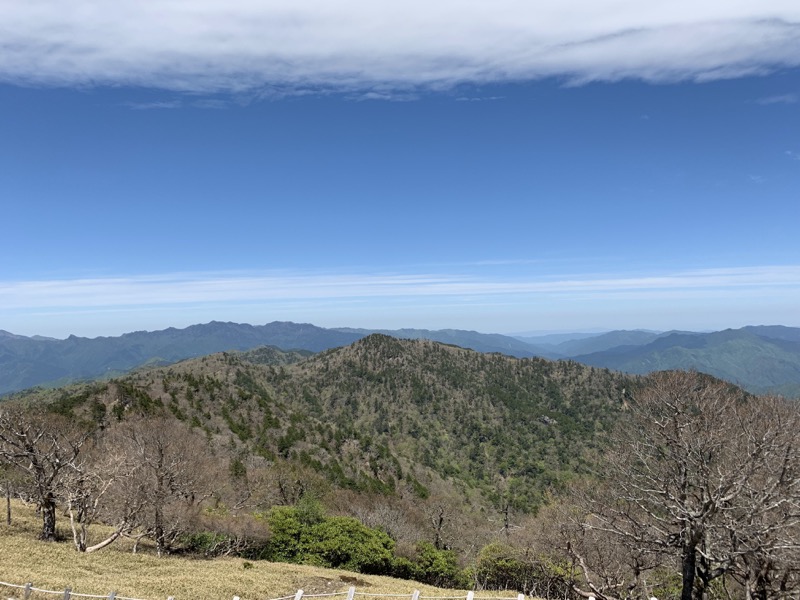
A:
0 406 92 540
108 417 219 555
585 372 800 600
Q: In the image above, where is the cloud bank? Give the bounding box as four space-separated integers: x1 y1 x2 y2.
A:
1 1 799 93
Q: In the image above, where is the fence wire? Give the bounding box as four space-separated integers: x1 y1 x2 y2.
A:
0 579 526 600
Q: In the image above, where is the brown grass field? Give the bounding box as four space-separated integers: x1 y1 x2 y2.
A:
0 501 516 600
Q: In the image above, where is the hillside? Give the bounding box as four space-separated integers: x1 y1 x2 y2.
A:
0 501 473 600
537 330 665 357
27 335 633 514
572 328 800 396
334 328 544 357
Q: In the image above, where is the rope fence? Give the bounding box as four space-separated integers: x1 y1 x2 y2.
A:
0 580 528 600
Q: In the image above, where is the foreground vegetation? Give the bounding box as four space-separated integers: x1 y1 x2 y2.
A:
2 336 800 599
0 502 483 600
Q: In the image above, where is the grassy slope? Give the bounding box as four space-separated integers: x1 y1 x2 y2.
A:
0 502 498 600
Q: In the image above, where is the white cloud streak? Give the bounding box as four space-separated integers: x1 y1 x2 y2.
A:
757 93 799 104
1 1 799 93
2 266 798 311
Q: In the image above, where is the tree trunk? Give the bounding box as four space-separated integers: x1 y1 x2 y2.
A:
40 496 57 541
681 542 697 600
748 566 770 600
5 481 10 525
68 503 87 551
85 529 123 553
154 504 165 556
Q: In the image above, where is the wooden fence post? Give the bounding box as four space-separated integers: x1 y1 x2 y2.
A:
108 592 117 600
294 589 304 600
466 592 474 600
411 591 420 600
167 596 175 600
23 583 32 600
517 595 524 600
233 596 241 600
347 587 356 600
62 588 72 600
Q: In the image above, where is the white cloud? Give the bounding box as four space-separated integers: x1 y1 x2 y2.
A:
1 1 799 93
1 265 798 311
354 91 420 102
757 93 799 104
3 266 798 337
190 98 231 109
125 100 183 110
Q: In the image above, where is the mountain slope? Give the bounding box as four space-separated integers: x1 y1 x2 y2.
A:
35 335 634 512
334 327 545 357
572 328 800 396
545 330 665 357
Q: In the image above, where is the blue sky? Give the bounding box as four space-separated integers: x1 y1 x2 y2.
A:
1 1 799 338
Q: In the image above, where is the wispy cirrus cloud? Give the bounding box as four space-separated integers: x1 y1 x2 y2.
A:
756 93 799 104
2 266 798 311
3 266 798 337
125 100 183 110
0 2 799 94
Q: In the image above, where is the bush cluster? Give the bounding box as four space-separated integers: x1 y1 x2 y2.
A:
264 499 467 586
267 500 395 573
470 543 577 599
180 501 575 595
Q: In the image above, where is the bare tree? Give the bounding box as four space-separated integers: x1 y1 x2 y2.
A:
339 491 428 548
584 371 800 600
109 417 219 555
507 496 665 600
0 406 93 540
712 395 800 600
0 462 26 525
61 431 148 552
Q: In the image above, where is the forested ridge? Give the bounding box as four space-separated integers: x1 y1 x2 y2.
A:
26 334 632 512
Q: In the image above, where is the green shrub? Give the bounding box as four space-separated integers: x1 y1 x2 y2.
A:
398 542 468 589
391 556 417 580
473 543 576 598
266 506 306 562
266 501 394 574
304 516 395 573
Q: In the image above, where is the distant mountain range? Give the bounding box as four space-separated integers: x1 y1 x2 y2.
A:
1 322 799 397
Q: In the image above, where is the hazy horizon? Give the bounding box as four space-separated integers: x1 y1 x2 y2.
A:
1 318 792 343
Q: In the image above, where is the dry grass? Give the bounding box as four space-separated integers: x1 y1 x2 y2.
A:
0 501 512 600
